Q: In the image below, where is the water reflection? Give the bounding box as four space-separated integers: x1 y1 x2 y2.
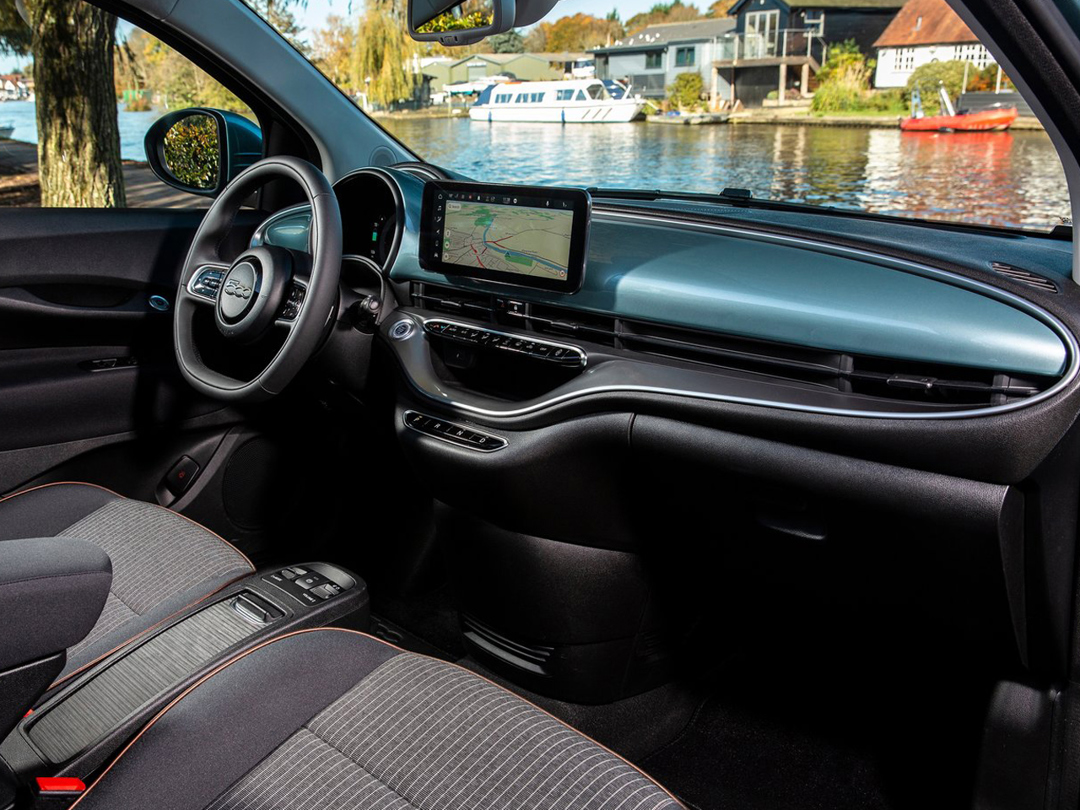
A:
381 118 1069 231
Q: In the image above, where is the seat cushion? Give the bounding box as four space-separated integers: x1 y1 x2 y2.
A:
0 483 254 681
73 629 683 810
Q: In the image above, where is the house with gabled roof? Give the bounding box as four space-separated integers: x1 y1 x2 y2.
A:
590 18 737 99
873 0 995 87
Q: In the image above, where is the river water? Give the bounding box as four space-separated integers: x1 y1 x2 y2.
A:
383 117 1069 231
1 100 1069 230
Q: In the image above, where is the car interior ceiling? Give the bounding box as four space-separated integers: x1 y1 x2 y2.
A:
5 0 1080 808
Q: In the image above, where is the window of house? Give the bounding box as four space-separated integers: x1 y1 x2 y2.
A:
675 47 696 67
803 10 824 35
645 51 663 69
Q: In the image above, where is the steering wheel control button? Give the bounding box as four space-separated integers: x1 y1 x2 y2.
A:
422 319 586 367
190 267 225 300
403 410 508 452
390 320 416 340
279 283 306 321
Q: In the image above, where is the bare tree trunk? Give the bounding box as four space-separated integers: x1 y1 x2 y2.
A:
31 0 126 207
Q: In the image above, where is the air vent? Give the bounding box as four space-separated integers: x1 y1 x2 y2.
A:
620 319 846 388
846 355 1051 406
411 285 1056 408
525 303 618 347
990 262 1059 293
461 614 554 676
410 282 496 319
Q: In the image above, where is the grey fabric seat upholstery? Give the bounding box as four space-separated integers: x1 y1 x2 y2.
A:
74 629 683 810
0 482 254 682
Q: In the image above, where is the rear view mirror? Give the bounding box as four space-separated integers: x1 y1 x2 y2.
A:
144 109 262 198
408 0 515 46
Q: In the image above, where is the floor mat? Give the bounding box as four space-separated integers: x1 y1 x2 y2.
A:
641 652 986 810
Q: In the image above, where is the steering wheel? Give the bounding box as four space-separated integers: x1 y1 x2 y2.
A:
174 156 342 402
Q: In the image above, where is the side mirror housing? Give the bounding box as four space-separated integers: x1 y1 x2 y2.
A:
408 0 515 46
143 108 262 198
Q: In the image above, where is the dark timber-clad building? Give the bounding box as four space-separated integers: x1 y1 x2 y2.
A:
712 0 907 107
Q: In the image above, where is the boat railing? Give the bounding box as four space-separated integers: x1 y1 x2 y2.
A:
714 29 826 64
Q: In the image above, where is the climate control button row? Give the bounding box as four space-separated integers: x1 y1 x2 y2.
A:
422 319 586 366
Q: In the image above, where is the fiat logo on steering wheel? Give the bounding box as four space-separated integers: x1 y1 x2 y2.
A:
224 279 252 299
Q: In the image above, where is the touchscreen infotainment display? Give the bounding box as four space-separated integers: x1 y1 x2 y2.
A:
420 181 590 293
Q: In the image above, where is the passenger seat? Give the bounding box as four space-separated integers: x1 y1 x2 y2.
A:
0 482 254 684
70 629 682 810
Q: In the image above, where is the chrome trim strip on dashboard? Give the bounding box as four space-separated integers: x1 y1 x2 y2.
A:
393 308 1080 421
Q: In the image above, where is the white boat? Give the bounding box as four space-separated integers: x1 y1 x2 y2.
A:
469 79 644 124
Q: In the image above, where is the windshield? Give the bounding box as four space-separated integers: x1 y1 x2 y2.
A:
261 0 1068 232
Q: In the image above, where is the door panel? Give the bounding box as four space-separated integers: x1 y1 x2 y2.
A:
0 207 262 489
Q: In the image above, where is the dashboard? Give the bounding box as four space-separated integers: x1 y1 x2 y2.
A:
249 163 1080 692
256 168 1074 406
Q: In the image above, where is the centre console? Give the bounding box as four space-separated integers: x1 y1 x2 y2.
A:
0 562 366 787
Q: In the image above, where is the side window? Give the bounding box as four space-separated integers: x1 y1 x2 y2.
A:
0 0 254 209
645 51 663 69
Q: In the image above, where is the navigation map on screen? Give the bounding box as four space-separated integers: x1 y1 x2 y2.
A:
440 200 573 281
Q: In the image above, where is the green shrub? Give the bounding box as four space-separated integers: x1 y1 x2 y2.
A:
667 71 704 110
905 60 967 114
811 43 873 112
163 114 219 189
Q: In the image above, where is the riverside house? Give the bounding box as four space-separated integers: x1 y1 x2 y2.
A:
872 0 995 87
591 18 737 100
712 0 906 107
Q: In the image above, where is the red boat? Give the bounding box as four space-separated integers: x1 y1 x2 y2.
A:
901 106 1019 132
902 83 1019 132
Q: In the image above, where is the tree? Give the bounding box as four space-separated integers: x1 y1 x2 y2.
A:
13 0 126 207
246 0 309 54
706 0 737 16
488 29 524 53
625 0 701 35
355 0 416 108
525 13 624 53
126 28 249 112
312 14 357 91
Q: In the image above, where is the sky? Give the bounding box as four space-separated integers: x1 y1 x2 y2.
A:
0 0 653 73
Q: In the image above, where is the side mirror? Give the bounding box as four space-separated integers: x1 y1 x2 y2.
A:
143 109 262 198
408 0 515 46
